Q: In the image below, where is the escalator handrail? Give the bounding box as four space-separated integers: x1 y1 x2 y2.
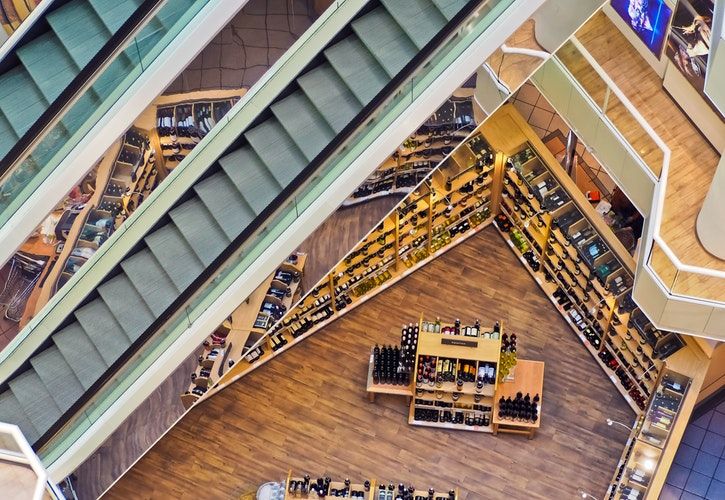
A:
0 0 166 179
0 0 57 62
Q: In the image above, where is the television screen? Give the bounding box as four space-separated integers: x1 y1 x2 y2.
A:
610 0 673 57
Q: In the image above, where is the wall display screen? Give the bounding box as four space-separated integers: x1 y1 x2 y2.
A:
665 0 714 95
610 0 673 57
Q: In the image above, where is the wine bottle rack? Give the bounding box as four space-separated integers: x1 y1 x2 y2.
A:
606 369 691 500
43 129 152 301
345 96 476 206
483 124 690 411
283 471 460 500
408 318 502 433
180 253 306 408
156 96 239 170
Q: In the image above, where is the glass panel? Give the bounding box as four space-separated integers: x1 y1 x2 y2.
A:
0 0 212 228
556 40 609 109
649 241 678 291
672 269 725 303
603 92 663 177
553 40 663 179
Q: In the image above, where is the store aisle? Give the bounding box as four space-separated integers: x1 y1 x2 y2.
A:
106 226 633 499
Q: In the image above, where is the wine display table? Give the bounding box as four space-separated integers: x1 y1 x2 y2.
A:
366 315 545 437
492 360 544 439
365 348 413 404
283 471 459 500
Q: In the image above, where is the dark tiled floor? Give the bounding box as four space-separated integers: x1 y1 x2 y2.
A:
663 398 725 499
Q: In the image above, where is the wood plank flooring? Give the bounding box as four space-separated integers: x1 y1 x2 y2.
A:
106 226 634 500
574 14 725 295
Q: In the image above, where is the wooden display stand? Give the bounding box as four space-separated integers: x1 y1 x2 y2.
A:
366 315 545 437
284 471 373 499
365 348 413 404
408 324 500 433
181 253 306 408
283 471 459 500
491 360 544 439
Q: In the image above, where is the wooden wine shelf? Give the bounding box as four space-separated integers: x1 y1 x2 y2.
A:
283 471 460 500
181 253 306 408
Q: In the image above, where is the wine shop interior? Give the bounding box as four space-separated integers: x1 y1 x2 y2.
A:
0 1 724 500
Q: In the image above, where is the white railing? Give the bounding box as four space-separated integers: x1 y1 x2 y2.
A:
556 37 725 305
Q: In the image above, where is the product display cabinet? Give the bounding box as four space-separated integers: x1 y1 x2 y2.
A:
345 96 476 206
283 471 459 500
181 253 306 408
155 96 239 171
607 369 691 499
366 316 544 437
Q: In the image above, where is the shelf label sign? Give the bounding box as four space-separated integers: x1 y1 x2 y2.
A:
441 338 478 348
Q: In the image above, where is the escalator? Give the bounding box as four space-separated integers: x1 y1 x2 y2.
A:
0 0 165 162
0 0 488 449
0 0 211 234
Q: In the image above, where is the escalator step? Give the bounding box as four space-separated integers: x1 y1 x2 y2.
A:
381 0 447 49
74 299 132 365
8 370 62 436
119 249 180 317
97 273 157 338
169 197 230 267
324 36 389 105
52 323 108 390
297 63 362 133
88 0 142 34
271 90 335 162
0 391 39 443
0 112 19 159
193 172 256 240
432 0 470 20
30 346 85 413
218 147 282 215
47 0 111 67
244 119 308 187
352 7 418 77
17 32 80 102
145 223 205 290
0 67 49 136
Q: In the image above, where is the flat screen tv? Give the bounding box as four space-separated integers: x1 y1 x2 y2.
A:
610 0 673 57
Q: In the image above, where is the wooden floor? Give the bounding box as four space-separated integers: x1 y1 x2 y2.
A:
574 14 725 298
107 226 634 499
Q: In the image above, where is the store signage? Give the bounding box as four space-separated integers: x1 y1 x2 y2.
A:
441 338 478 348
